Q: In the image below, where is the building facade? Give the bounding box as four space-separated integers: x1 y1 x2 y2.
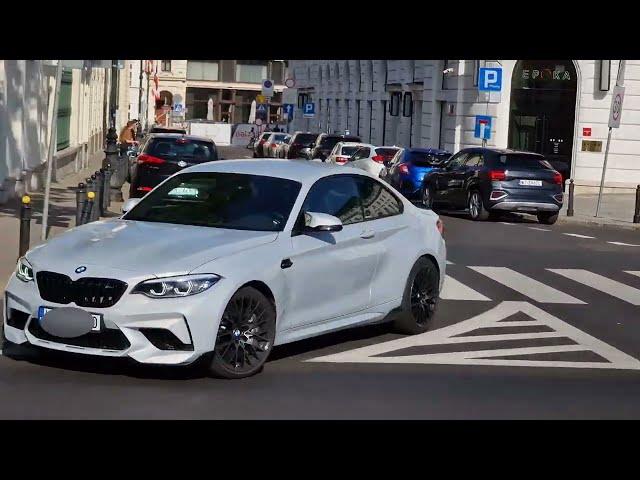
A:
288 60 640 189
150 60 288 125
0 60 130 204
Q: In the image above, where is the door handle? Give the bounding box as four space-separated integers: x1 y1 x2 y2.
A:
360 230 375 239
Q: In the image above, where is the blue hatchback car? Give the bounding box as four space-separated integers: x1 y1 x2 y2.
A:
381 148 452 199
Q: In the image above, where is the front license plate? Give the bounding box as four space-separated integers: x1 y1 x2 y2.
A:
38 307 102 332
519 179 542 186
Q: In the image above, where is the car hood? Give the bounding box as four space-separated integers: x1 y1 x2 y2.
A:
26 219 279 277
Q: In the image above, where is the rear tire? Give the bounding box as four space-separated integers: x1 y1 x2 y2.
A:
393 257 440 335
208 287 276 379
468 190 490 221
537 212 559 225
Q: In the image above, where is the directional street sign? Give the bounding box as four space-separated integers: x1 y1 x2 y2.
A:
474 115 492 140
479 67 503 92
283 104 295 122
303 102 315 118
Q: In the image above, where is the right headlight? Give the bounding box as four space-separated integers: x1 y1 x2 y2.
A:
132 274 220 299
16 257 34 283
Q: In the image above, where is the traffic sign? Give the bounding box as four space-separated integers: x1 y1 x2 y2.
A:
256 94 267 104
256 103 268 122
303 102 315 118
261 79 274 97
174 103 184 113
285 78 296 88
283 104 295 120
479 68 503 92
474 115 492 140
608 85 625 128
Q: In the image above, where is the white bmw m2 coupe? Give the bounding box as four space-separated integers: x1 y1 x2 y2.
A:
4 159 446 378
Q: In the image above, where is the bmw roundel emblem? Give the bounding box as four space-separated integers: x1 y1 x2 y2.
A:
75 266 87 274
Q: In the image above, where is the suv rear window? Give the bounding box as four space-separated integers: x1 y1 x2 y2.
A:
293 133 317 144
146 138 218 163
496 154 552 170
271 134 288 142
340 146 361 156
406 151 450 166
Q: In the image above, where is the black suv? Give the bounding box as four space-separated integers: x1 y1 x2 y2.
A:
283 131 318 159
129 134 219 198
307 133 362 161
422 148 563 224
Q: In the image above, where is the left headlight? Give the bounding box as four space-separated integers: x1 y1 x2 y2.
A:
132 274 220 299
16 257 34 282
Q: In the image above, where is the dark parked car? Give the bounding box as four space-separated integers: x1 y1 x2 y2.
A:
307 133 362 161
380 148 451 199
149 126 187 135
422 148 563 224
129 134 219 198
282 131 318 159
253 132 274 157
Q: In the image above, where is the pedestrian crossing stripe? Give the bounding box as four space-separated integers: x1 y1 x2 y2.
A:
306 301 640 370
439 266 640 305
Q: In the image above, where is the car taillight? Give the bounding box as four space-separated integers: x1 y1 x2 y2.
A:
336 156 349 163
553 171 563 185
137 186 153 192
489 170 506 181
138 154 165 165
436 218 444 236
398 164 409 174
259 139 266 144
372 155 385 163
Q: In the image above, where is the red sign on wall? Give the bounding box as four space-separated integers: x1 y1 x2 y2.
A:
583 127 592 137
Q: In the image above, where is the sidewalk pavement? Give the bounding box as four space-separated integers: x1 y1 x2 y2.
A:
558 191 640 230
0 151 128 295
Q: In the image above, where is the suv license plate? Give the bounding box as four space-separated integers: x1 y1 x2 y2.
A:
519 179 542 186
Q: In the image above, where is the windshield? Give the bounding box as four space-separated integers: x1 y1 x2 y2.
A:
124 172 302 231
146 138 217 162
497 154 552 170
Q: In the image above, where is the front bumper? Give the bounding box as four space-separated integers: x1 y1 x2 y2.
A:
3 271 234 365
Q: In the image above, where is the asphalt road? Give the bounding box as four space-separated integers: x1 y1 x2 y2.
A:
2 147 640 419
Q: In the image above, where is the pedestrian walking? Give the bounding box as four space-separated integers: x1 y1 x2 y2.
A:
118 120 139 156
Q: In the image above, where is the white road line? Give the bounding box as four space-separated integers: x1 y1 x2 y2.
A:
440 275 491 301
626 271 640 278
500 222 516 225
469 266 585 304
307 301 640 370
446 260 454 265
528 227 551 232
608 241 640 247
563 233 595 239
548 269 640 306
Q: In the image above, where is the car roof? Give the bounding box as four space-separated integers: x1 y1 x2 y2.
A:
463 147 544 157
148 133 215 143
407 147 451 155
339 142 370 147
185 159 371 184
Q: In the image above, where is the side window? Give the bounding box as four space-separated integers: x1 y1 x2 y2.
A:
447 153 468 169
464 153 484 167
390 149 404 165
330 142 341 157
303 176 364 225
356 176 404 221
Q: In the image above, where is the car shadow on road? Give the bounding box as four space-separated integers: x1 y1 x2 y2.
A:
1 322 396 380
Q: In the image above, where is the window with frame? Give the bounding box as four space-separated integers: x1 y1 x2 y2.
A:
403 92 413 117
236 61 268 83
187 61 219 81
356 176 403 220
302 176 364 226
389 92 401 116
161 60 172 72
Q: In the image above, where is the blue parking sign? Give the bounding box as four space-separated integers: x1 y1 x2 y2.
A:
479 68 502 92
303 102 315 118
474 115 492 140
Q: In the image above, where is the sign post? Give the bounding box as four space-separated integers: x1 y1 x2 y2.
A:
596 61 626 217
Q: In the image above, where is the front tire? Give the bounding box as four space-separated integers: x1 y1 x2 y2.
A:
208 287 276 379
537 212 559 225
393 257 440 335
468 190 489 221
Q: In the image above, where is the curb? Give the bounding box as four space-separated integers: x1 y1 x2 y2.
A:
556 215 640 231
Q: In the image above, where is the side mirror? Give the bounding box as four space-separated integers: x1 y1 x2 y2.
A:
304 211 343 233
122 198 141 214
300 147 311 157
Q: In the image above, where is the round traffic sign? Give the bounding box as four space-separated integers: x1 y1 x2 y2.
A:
285 77 295 88
263 80 273 88
255 118 263 126
613 93 622 121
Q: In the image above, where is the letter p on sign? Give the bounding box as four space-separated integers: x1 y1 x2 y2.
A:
479 67 503 92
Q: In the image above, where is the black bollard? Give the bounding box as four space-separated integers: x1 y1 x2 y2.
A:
89 174 99 222
567 179 575 217
634 185 640 224
75 182 86 226
81 191 95 225
18 195 32 259
103 164 112 208
98 168 107 216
